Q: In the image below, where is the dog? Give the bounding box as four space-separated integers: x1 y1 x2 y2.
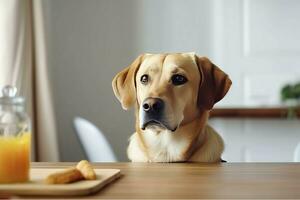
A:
112 53 231 162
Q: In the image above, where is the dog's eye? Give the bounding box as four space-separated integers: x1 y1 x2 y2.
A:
140 74 149 84
171 74 187 85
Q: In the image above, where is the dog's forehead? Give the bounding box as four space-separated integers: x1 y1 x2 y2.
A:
140 53 197 72
164 53 197 70
140 54 165 71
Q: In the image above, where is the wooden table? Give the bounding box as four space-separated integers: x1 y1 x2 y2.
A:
21 162 300 199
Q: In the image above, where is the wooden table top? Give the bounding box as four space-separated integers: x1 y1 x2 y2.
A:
20 162 300 199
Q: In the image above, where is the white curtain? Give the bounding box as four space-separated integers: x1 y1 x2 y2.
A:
0 0 59 161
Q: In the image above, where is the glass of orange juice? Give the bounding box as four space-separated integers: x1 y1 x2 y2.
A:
0 86 31 183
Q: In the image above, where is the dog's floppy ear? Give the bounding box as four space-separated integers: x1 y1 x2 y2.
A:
112 55 144 110
195 55 232 110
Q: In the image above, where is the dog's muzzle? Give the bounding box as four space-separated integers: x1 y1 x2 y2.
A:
140 97 176 132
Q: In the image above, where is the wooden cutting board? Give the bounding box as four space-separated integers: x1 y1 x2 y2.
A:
0 168 121 196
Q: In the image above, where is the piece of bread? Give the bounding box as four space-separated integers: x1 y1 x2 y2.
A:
76 160 96 180
45 167 84 184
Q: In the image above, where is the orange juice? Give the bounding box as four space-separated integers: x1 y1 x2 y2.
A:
0 132 31 183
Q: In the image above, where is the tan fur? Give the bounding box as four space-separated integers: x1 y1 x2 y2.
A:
112 53 231 162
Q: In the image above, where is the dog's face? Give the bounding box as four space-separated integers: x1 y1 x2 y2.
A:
112 53 231 132
136 53 200 131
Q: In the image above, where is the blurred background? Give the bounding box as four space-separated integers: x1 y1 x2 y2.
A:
1 0 300 162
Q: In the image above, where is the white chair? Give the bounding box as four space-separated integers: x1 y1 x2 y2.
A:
294 142 300 162
73 117 117 162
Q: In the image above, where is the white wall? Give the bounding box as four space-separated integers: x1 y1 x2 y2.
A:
43 0 300 161
210 0 300 162
43 0 142 161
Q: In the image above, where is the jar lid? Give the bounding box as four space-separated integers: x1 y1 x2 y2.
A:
0 85 24 105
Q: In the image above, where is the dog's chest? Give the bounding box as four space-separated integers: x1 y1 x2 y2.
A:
143 130 190 162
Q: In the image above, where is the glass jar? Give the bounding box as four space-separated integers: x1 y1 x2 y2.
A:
0 85 31 183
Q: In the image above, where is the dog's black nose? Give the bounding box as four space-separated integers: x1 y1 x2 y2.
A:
142 98 164 114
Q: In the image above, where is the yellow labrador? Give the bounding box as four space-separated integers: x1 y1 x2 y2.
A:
112 53 231 162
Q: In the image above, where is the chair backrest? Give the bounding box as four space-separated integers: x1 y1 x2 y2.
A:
73 117 117 162
294 142 300 162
